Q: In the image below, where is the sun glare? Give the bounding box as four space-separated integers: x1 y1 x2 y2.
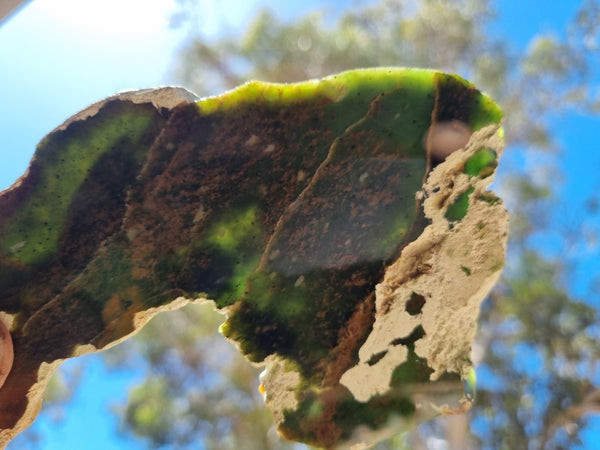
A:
35 0 175 39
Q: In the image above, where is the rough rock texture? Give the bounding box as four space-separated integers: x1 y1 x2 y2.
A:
0 68 506 448
340 125 506 406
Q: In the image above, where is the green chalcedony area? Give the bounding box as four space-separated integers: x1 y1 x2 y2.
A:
197 205 264 304
0 102 162 265
444 147 498 223
445 187 475 222
464 147 498 177
0 68 503 449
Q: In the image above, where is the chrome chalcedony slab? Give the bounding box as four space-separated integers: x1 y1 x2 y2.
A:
0 68 506 448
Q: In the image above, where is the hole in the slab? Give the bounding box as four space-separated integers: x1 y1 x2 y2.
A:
405 292 426 316
391 325 425 346
367 350 388 366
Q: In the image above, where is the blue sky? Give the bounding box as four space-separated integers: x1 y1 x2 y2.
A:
1 0 599 449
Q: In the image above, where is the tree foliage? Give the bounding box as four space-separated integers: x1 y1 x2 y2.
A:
31 0 600 448
113 303 291 449
118 0 600 448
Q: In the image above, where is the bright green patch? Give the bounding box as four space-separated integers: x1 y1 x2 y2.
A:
1 105 158 265
205 206 261 252
463 367 477 401
445 187 474 222
204 205 264 303
464 147 497 177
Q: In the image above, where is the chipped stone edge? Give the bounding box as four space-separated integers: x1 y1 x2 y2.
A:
0 87 199 199
259 356 302 426
0 295 208 449
55 86 199 132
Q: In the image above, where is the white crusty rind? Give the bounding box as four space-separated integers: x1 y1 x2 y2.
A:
56 87 199 132
340 124 508 404
259 356 302 425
